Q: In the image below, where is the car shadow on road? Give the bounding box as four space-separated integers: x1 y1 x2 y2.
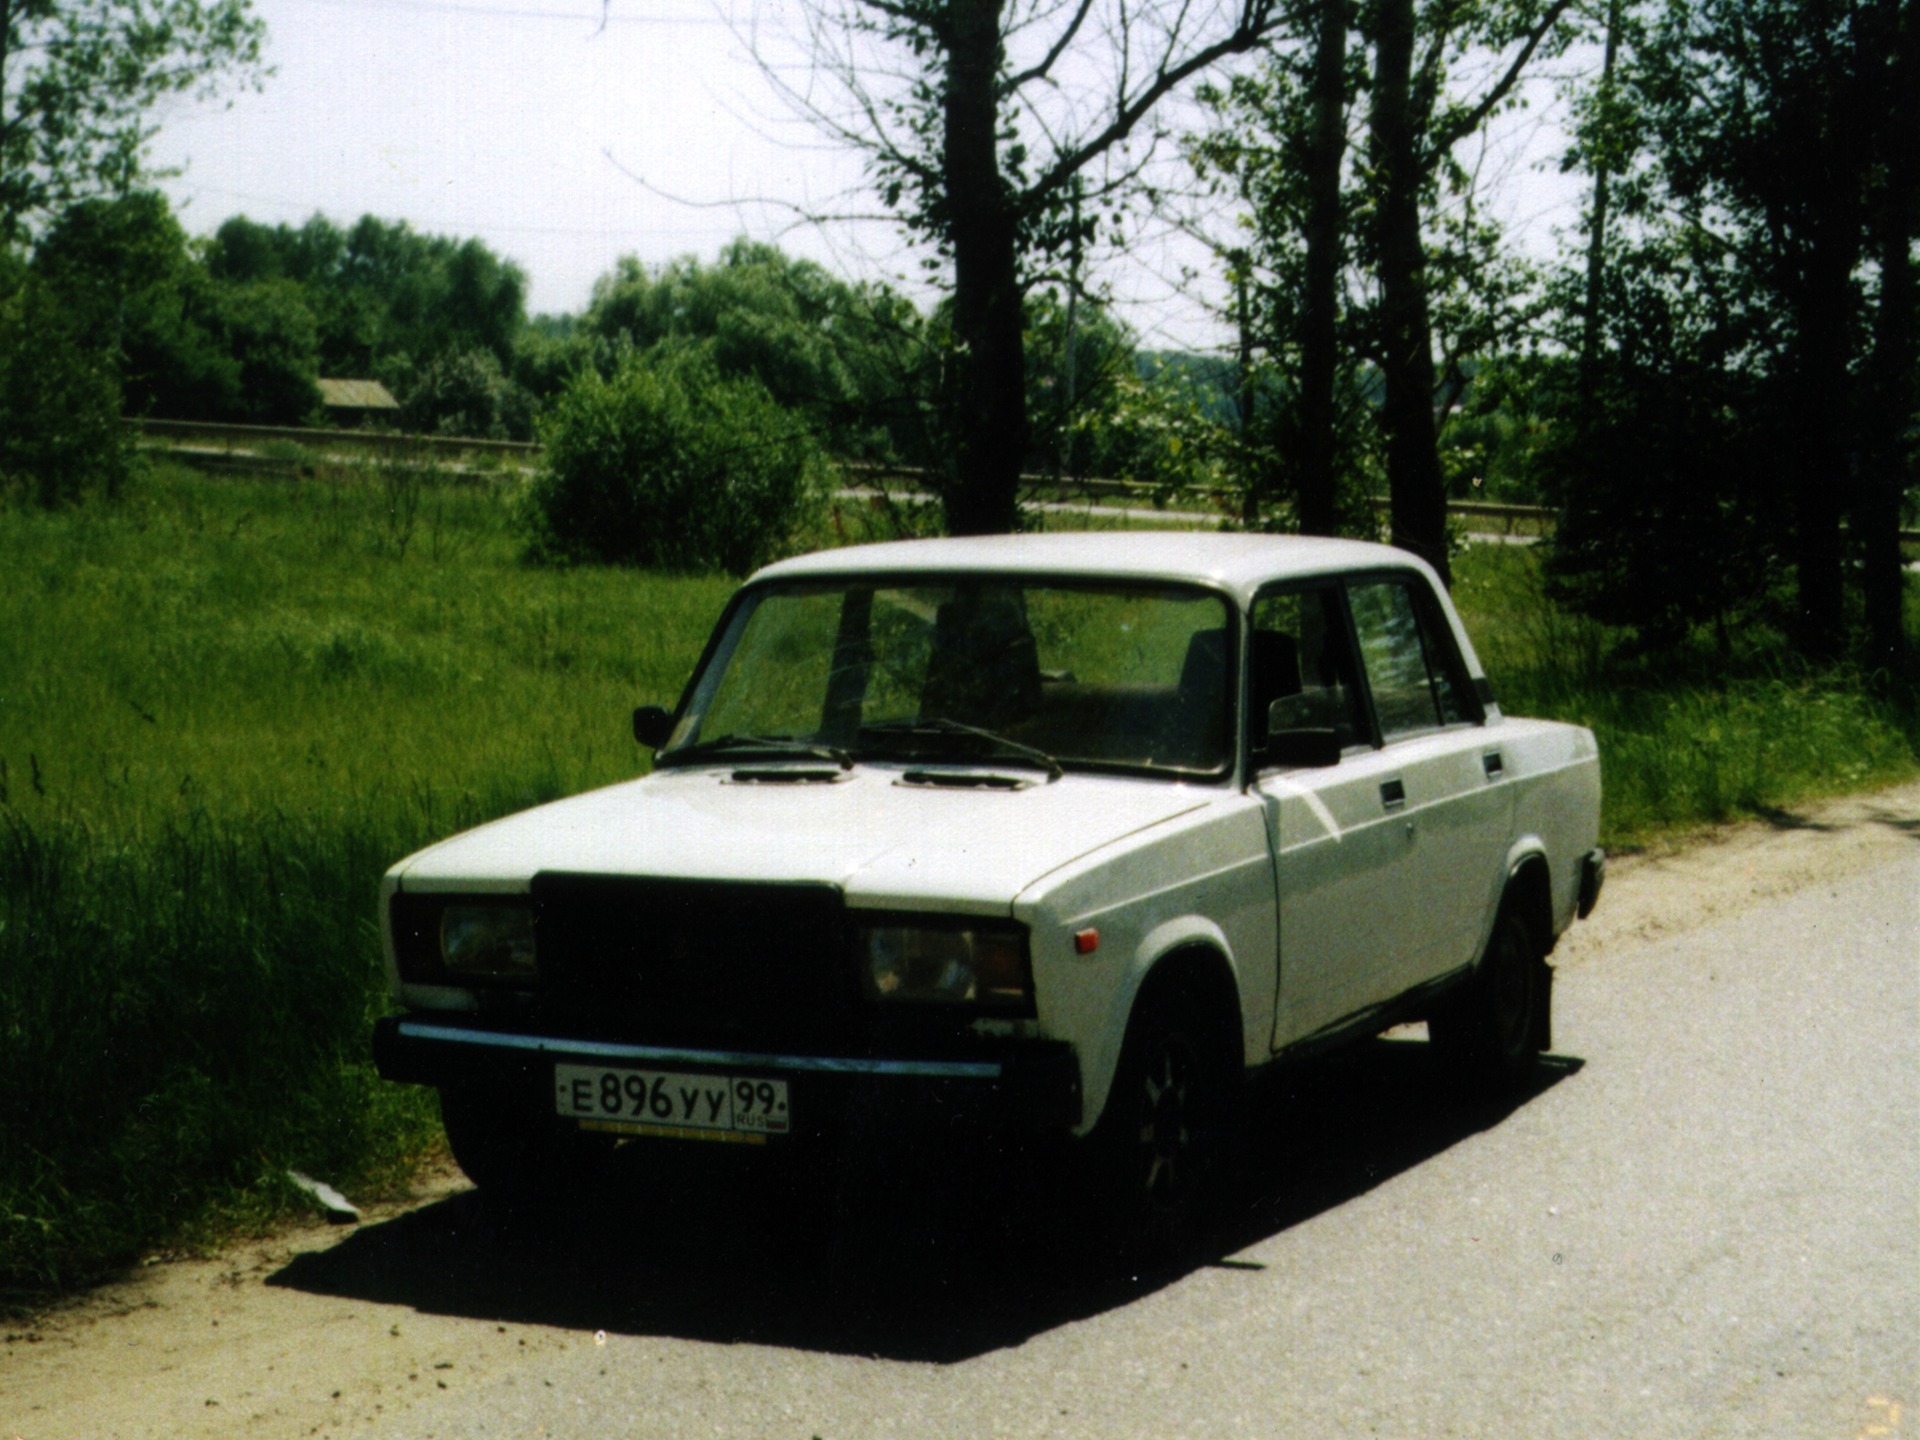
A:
268 1039 1581 1364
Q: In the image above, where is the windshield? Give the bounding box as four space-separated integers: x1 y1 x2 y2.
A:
662 578 1236 776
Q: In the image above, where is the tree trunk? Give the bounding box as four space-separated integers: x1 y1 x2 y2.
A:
1368 0 1451 583
1859 0 1916 672
942 0 1028 536
1296 0 1348 537
1790 238 1855 662
1577 0 1622 394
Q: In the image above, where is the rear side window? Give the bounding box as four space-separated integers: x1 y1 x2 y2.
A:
1347 577 1473 741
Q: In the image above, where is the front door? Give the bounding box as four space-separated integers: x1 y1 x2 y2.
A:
1249 584 1427 1047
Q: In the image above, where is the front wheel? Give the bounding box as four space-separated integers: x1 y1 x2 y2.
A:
1430 908 1545 1089
1085 980 1237 1271
438 1087 615 1208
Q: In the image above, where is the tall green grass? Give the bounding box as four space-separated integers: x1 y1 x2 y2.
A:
0 463 732 1298
1453 545 1918 843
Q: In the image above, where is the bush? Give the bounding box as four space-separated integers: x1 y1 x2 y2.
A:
401 345 535 440
522 348 827 574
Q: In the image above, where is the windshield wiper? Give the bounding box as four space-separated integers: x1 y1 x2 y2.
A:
856 718 1063 782
659 733 853 770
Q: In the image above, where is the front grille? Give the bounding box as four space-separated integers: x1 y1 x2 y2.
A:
527 874 858 1044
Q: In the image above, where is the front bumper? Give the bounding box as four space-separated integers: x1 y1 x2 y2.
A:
373 1014 1084 1136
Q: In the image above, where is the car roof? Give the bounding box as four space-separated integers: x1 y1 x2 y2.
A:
750 531 1433 609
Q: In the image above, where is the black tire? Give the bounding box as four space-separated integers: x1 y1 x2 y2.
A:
1430 907 1544 1089
1086 977 1237 1271
437 1087 615 1207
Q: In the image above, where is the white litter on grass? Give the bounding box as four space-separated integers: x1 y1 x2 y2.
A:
286 1170 361 1223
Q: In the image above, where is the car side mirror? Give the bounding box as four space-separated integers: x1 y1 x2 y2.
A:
632 705 674 749
1266 719 1342 769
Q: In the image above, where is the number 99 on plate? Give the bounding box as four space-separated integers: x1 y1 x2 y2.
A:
554 1063 790 1138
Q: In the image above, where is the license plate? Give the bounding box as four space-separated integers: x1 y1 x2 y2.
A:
554 1063 791 1142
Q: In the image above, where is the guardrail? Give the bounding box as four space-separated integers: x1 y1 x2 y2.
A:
129 418 1919 545
129 417 539 462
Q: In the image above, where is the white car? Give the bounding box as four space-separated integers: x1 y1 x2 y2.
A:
373 532 1603 1257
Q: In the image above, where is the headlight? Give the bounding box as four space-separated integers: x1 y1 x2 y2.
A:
439 904 537 981
855 920 1032 1013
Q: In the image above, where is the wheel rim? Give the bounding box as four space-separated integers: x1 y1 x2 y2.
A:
1135 1033 1202 1210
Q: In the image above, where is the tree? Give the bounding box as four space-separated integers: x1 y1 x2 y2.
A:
582 239 955 468
1359 0 1574 582
1021 286 1137 480
767 0 1292 534
1191 4 1372 533
0 0 267 244
1540 250 1788 654
1560 0 1917 663
0 253 131 506
1192 0 1571 569
34 192 320 425
205 213 528 385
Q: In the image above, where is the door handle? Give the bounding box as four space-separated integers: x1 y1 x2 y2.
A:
1483 750 1506 779
1380 777 1406 811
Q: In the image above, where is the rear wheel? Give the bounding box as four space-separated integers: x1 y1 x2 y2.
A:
1087 978 1237 1271
1430 907 1544 1089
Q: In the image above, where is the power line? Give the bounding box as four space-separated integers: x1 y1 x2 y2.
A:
288 0 730 25
166 179 767 242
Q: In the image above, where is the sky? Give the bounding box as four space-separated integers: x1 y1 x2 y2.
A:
148 0 1587 353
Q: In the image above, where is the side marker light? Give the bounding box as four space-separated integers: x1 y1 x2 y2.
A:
1073 929 1100 955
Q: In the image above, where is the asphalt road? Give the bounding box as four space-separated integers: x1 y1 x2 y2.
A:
9 842 1916 1439
287 849 1919 1440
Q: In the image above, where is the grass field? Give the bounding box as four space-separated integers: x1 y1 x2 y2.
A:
0 462 733 1298
2 461 1914 1302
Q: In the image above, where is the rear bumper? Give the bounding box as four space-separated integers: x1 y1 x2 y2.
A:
1577 848 1607 920
373 1014 1084 1134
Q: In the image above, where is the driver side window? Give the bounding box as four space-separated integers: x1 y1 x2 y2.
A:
1249 586 1368 764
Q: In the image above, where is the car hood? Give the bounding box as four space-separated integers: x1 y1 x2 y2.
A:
389 764 1213 914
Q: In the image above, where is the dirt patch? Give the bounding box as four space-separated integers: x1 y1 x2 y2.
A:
2 1164 481 1440
4 780 1917 1439
1552 778 1920 970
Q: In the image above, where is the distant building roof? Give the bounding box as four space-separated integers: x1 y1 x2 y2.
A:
317 378 399 411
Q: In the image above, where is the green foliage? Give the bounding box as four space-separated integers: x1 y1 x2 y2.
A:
1082 360 1246 499
524 349 829 574
1453 546 1918 844
1021 288 1137 478
1550 0 1917 662
400 346 534 440
510 314 592 409
583 239 929 463
1533 265 1789 651
0 257 134 508
29 192 322 426
206 213 528 391
200 276 324 424
0 0 267 243
0 463 733 1295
